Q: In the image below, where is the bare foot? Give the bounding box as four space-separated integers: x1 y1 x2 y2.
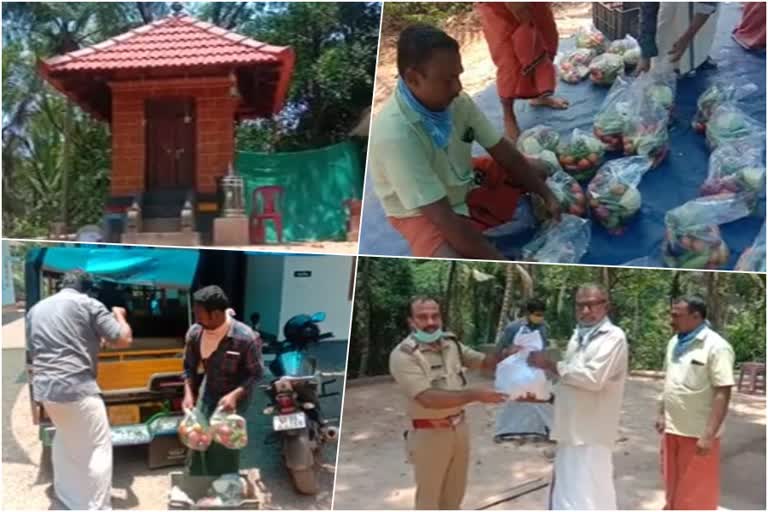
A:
530 95 570 109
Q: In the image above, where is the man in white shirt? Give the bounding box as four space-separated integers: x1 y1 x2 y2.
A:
528 284 629 510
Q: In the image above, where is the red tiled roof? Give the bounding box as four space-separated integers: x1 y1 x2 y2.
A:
37 14 295 121
42 15 290 72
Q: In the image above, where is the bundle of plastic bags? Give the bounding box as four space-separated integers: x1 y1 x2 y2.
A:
517 125 561 158
522 214 591 263
178 408 213 451
705 104 764 150
589 53 624 86
210 406 249 450
662 194 752 269
556 128 605 181
547 170 588 217
494 328 551 401
735 222 766 272
700 143 765 211
593 76 632 151
607 35 641 67
557 48 596 84
692 82 758 134
587 157 651 235
575 25 607 53
622 99 670 168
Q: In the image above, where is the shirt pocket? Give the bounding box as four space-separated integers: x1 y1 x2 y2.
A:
221 351 240 375
682 358 709 391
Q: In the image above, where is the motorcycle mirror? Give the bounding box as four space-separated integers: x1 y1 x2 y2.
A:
311 311 326 323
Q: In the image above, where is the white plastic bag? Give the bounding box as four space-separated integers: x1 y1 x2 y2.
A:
494 331 551 401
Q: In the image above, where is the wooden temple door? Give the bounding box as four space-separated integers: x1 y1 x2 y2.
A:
145 98 196 191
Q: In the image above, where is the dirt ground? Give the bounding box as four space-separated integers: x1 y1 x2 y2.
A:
373 3 594 115
1 312 336 510
334 374 766 510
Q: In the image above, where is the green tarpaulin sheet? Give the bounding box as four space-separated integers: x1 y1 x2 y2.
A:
236 140 363 242
41 247 199 289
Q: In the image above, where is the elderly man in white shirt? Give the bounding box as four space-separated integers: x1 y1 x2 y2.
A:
528 284 629 510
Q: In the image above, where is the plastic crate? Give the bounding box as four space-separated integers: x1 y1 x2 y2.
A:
593 2 641 41
168 472 259 510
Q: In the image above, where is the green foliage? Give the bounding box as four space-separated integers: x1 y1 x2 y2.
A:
382 2 472 31
350 259 766 378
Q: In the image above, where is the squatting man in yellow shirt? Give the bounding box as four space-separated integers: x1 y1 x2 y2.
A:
370 24 562 260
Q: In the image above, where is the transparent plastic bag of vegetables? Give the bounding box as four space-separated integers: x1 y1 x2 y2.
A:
607 35 641 67
700 143 765 212
547 170 588 217
735 222 766 272
556 129 605 181
662 194 752 269
589 53 624 86
593 76 632 151
705 104 764 150
527 149 563 178
629 63 677 113
587 156 651 235
692 82 758 134
622 100 670 168
517 125 561 158
556 49 596 84
575 25 607 54
522 214 592 263
210 405 249 450
178 407 213 451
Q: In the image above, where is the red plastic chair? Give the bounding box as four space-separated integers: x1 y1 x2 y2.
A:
249 185 284 244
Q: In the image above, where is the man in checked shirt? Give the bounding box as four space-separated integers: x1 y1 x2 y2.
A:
182 285 263 475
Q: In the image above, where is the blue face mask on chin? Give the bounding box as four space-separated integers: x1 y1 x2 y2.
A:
412 328 444 344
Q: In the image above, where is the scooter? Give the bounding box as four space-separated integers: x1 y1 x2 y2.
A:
255 312 343 495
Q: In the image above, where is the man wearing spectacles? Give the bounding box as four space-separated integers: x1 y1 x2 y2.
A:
528 284 628 509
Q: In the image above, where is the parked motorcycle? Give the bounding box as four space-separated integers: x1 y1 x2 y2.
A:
255 312 343 495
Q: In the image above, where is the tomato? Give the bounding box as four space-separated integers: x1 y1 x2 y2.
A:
560 155 575 165
577 158 592 170
588 153 600 164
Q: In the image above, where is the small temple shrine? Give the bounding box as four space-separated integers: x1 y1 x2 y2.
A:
38 3 294 245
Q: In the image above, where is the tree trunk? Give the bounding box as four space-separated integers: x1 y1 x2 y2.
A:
355 258 371 378
60 103 74 232
494 264 516 344
705 272 723 330
556 281 567 318
670 270 681 305
444 261 457 326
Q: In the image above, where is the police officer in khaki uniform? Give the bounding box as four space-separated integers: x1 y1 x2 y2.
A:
390 296 511 510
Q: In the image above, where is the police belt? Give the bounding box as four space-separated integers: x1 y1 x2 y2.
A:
412 411 465 430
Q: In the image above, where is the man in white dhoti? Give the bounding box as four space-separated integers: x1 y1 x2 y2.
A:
26 271 133 510
637 3 720 76
528 284 628 510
